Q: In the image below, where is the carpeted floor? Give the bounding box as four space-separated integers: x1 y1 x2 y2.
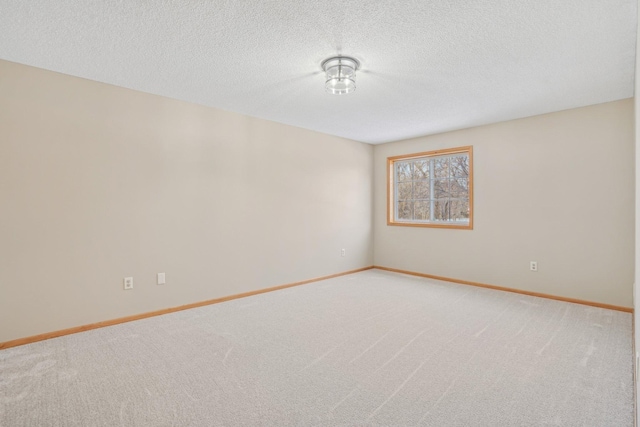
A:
0 269 633 426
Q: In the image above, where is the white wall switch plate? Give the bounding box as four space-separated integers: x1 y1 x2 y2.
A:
123 277 133 290
157 272 166 285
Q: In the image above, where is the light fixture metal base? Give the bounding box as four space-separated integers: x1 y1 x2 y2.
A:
321 56 360 71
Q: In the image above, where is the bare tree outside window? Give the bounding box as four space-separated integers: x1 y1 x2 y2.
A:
387 146 473 229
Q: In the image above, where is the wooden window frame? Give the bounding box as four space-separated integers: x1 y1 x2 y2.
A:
387 146 473 229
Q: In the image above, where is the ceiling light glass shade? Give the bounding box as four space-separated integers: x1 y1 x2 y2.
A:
321 56 359 95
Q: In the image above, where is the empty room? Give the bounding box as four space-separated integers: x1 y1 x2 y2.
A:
1 1 639 426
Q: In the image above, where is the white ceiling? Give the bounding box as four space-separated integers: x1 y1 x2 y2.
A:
0 1 636 144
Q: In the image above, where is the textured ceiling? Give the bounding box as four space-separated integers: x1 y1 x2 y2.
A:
0 1 636 144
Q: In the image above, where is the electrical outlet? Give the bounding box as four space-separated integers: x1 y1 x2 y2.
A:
123 277 133 290
341 248 346 257
157 272 166 285
530 261 538 272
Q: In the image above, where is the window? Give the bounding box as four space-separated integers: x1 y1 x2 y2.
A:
387 146 473 229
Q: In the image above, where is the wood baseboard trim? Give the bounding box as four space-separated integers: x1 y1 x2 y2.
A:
373 266 634 313
0 266 374 350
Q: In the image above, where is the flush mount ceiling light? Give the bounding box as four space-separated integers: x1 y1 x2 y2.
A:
321 56 360 95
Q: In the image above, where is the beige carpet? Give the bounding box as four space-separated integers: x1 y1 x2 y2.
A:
0 269 633 426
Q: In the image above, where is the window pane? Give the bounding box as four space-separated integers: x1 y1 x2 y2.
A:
450 155 469 178
433 199 449 221
397 182 412 200
434 157 450 178
396 162 412 182
414 201 430 221
449 198 470 221
413 181 430 199
413 160 429 180
433 179 450 199
397 201 412 220
450 178 468 198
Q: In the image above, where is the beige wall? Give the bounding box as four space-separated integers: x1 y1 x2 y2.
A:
1 58 634 345
634 0 639 418
0 60 373 342
374 99 635 307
